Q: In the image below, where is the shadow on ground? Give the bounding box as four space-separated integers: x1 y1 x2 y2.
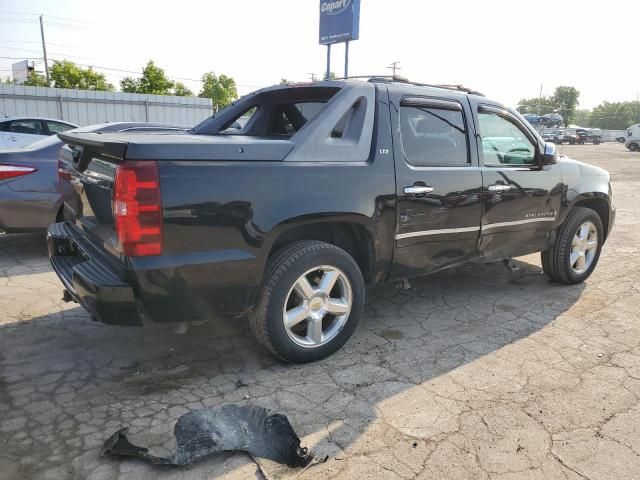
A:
0 233 50 278
0 231 587 479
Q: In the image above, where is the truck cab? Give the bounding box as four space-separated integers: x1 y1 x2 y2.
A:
626 124 640 151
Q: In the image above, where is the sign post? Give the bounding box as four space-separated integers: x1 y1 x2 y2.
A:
319 0 360 80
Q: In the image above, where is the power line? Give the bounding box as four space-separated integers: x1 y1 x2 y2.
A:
0 55 40 59
0 46 94 60
43 14 94 25
50 60 259 88
0 11 93 24
0 40 79 48
0 18 38 24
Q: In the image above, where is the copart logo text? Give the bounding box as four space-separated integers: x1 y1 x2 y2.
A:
321 0 351 15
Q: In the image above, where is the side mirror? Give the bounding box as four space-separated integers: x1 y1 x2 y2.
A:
541 142 557 166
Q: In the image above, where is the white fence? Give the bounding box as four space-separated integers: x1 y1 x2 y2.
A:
0 85 213 127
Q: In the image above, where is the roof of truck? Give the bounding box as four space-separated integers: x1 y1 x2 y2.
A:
278 76 484 97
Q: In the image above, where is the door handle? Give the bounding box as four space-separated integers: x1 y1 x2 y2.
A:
487 184 512 192
404 185 434 195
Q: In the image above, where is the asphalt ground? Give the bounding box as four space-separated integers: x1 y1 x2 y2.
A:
1 142 638 479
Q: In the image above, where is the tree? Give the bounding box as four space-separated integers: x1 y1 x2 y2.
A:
1 77 14 85
198 72 237 109
552 86 580 126
574 109 592 127
172 81 193 96
590 101 640 130
280 78 290 84
516 96 556 115
22 71 49 87
50 60 114 91
121 60 174 95
516 86 580 126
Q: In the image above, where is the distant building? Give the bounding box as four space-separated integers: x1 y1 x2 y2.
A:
11 60 35 84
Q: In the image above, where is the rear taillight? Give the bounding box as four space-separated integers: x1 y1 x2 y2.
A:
0 164 37 181
113 161 162 256
57 159 71 181
57 159 70 191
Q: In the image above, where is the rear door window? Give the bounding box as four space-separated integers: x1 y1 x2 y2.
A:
46 121 75 134
399 101 469 167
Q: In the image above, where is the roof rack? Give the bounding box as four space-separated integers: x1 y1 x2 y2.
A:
335 75 484 96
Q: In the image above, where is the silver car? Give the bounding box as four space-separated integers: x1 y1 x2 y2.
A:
0 122 186 232
0 117 78 148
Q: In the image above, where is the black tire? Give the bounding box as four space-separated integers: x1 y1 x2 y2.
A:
629 143 639 152
542 207 604 284
250 240 365 363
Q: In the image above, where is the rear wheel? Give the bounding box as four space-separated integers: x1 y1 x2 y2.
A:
542 207 603 284
629 143 639 152
250 241 364 363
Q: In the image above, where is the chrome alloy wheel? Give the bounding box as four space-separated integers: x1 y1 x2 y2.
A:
570 221 598 274
282 265 352 348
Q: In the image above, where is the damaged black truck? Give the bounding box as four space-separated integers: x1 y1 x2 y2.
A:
49 78 615 363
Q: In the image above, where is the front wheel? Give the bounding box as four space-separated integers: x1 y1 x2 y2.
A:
628 143 639 152
250 241 365 363
542 207 603 284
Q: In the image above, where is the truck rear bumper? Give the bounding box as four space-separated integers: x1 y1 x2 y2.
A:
47 222 262 326
47 222 143 326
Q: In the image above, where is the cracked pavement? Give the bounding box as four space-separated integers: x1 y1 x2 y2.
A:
1 143 639 479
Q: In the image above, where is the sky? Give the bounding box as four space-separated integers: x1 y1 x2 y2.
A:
0 0 638 110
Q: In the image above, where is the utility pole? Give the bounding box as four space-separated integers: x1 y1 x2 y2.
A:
538 84 543 115
39 15 50 85
308 73 317 82
387 61 401 77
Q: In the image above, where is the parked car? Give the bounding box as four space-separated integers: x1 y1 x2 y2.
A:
48 79 615 363
0 122 186 232
627 124 640 151
0 117 78 148
587 128 602 145
562 128 579 144
540 128 564 143
575 128 591 144
540 113 563 127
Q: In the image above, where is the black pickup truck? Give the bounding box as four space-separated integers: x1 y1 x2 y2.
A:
49 78 615 362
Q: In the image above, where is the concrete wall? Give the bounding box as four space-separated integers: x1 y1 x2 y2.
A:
0 85 213 127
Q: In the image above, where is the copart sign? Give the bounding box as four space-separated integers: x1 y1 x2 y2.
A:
319 0 360 45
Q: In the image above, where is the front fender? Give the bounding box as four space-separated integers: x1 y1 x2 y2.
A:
554 156 613 236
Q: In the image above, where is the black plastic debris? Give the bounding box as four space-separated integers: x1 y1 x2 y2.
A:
102 404 312 468
235 378 249 388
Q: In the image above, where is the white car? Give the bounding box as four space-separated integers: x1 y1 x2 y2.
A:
0 117 78 148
